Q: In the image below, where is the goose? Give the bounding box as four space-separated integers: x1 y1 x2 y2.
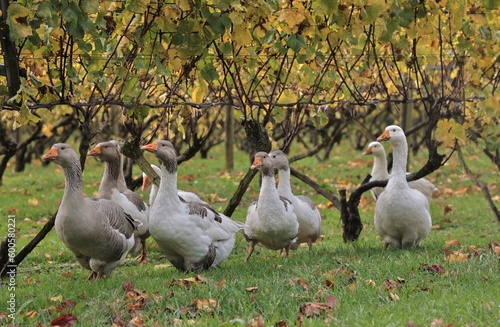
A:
363 141 438 202
42 143 137 279
269 150 321 251
141 140 243 271
87 141 150 263
141 164 206 206
374 125 432 249
244 152 299 262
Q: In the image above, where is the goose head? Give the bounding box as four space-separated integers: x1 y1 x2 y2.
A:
377 125 406 145
269 150 290 171
141 164 161 192
363 141 386 158
141 140 177 174
87 140 121 162
41 143 78 168
251 152 274 176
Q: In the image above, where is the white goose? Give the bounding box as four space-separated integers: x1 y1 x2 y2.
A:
141 140 243 271
141 164 206 206
244 152 299 262
87 141 150 263
374 125 432 248
363 141 438 202
269 150 321 251
42 143 137 279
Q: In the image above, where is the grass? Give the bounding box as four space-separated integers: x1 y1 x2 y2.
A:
0 139 499 326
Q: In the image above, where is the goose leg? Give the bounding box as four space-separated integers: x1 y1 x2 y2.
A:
135 239 148 264
87 271 98 280
245 242 256 263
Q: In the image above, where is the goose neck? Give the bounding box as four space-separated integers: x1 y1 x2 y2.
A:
390 139 409 181
157 165 182 204
62 159 84 201
277 168 293 198
372 152 389 178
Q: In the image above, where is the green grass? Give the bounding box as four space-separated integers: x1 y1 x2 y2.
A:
0 140 499 326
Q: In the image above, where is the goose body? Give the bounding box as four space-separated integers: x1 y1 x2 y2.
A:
363 141 438 202
42 144 137 279
141 140 243 271
374 126 432 248
269 150 321 251
141 164 206 206
88 141 150 263
244 152 299 262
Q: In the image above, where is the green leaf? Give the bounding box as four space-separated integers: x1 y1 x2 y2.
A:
286 34 306 53
311 0 338 15
201 63 219 82
81 0 100 13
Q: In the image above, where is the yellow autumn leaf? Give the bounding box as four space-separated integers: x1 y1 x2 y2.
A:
194 298 217 312
178 0 191 11
278 9 305 30
277 89 298 104
191 83 207 104
232 23 253 47
28 198 39 207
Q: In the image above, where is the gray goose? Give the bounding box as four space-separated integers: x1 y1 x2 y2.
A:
374 126 432 248
141 140 243 272
244 152 299 262
42 143 137 279
363 141 438 202
269 150 321 251
87 141 150 263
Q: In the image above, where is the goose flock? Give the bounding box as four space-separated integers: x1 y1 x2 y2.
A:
41 124 434 278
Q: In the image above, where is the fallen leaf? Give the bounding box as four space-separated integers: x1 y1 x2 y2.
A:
122 280 134 292
382 279 402 291
444 205 453 215
128 315 144 327
28 197 39 206
61 271 73 278
25 310 38 318
49 295 63 302
275 319 288 327
251 315 265 327
299 296 339 318
421 263 445 275
245 287 258 292
50 313 77 326
194 298 217 312
445 240 460 247
445 252 470 262
292 277 310 291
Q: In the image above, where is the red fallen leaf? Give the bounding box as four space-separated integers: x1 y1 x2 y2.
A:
55 300 76 312
421 263 445 275
50 313 77 326
292 277 310 291
122 280 134 292
299 296 338 318
275 319 288 327
382 279 402 291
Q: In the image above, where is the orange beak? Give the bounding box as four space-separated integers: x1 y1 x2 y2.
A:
362 146 373 155
141 174 152 192
41 147 58 161
141 143 157 153
87 144 101 156
377 130 390 142
251 156 262 169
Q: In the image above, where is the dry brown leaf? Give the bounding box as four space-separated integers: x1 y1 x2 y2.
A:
444 205 453 215
25 310 38 318
245 286 258 292
445 252 470 262
194 298 217 312
299 296 339 318
275 319 288 327
421 263 445 275
251 315 265 327
292 277 310 291
122 280 134 292
49 295 63 302
128 315 145 327
445 240 460 247
61 271 73 278
50 313 77 326
382 279 402 291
